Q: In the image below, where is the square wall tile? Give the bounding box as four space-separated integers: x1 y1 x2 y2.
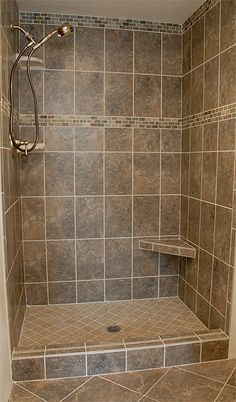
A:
75 72 104 115
188 198 200 246
159 276 178 297
133 238 158 277
189 153 202 199
183 29 191 74
75 127 104 152
134 31 161 74
161 195 180 236
76 197 104 238
205 2 220 60
134 129 160 152
105 73 133 116
26 283 47 305
216 152 234 208
46 197 75 239
202 153 217 203
192 17 204 69
45 24 74 69
182 73 191 117
162 76 181 118
105 279 131 301
133 153 160 194
77 280 104 303
214 206 232 264
133 277 159 299
20 71 43 114
105 196 132 237
77 239 104 280
20 154 44 196
105 238 131 278
134 75 161 117
45 153 74 196
133 196 159 236
204 56 219 111
161 154 180 194
22 198 45 240
220 46 236 106
200 202 215 253
211 258 229 316
44 71 74 115
105 29 133 72
161 130 181 153
162 34 182 75
218 119 235 151
47 240 75 281
49 282 76 304
24 241 46 282
105 153 132 195
75 153 103 195
105 128 132 151
191 66 203 115
75 27 104 71
221 0 236 51
45 127 74 152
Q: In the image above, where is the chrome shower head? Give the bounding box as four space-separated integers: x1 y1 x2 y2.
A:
33 23 73 50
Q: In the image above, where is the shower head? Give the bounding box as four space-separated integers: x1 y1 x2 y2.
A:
33 23 73 50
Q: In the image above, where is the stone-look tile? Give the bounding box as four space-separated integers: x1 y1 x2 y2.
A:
209 306 226 331
45 127 74 152
87 351 126 375
49 282 76 304
182 73 191 117
205 2 220 60
9 384 42 401
214 206 232 263
162 34 181 75
217 152 234 208
19 71 43 114
75 72 104 115
186 246 199 288
216 385 236 402
161 195 180 236
16 378 89 402
105 239 131 278
45 24 74 69
188 199 200 245
218 119 235 151
75 127 104 151
64 376 140 402
181 196 188 238
77 280 104 302
160 254 179 275
198 250 213 301
134 31 161 74
133 239 158 277
182 359 236 384
203 122 218 151
190 126 202 152
133 196 159 236
20 154 44 196
46 355 86 378
44 71 74 115
105 153 132 195
105 279 131 301
105 128 132 151
211 258 229 316
133 277 159 299
183 29 191 74
134 75 161 117
221 0 236 51
12 358 45 381
201 339 229 362
192 17 204 69
220 46 236 106
75 153 103 195
47 241 75 281
161 130 181 153
19 126 44 146
105 196 132 237
134 129 160 152
182 128 190 153
162 76 181 118
105 73 133 116
179 276 186 301
204 56 219 111
127 347 164 371
22 198 45 240
191 66 203 115
76 197 103 238
228 368 236 387
200 202 215 253
159 276 178 297
196 294 210 327
185 283 197 313
165 343 200 367
147 367 223 401
181 154 189 195
75 27 104 71
161 154 180 194
24 241 46 282
77 239 104 280
45 153 74 196
133 153 160 194
20 23 44 58
189 153 202 198
202 152 217 203
26 283 48 305
46 197 74 239
5 207 17 273
102 368 168 395
106 29 133 72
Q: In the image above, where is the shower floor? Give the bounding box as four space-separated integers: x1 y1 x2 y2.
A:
18 297 207 349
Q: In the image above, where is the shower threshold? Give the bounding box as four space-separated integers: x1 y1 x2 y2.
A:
12 297 229 381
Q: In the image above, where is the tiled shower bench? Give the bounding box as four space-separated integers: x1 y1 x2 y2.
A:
12 329 229 381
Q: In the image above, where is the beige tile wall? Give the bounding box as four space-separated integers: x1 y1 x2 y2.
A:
0 0 25 351
180 0 236 334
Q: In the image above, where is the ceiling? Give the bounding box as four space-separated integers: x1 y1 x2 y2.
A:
17 0 206 24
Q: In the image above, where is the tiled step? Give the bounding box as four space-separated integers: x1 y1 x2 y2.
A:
139 237 196 258
12 329 229 381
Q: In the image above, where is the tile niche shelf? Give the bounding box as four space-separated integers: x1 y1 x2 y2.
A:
139 237 196 259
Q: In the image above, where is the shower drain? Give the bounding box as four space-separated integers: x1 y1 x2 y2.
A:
107 325 121 333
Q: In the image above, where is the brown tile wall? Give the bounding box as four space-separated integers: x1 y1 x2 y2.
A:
0 0 25 351
180 0 236 334
19 23 182 304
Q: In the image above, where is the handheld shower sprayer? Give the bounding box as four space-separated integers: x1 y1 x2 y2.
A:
9 23 73 154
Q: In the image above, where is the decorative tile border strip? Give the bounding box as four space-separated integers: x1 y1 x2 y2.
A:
182 104 236 128
12 329 229 380
183 0 220 32
19 11 182 34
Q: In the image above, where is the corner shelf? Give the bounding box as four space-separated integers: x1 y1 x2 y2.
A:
139 237 196 258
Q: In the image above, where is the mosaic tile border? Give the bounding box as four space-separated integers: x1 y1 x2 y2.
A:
19 11 182 34
183 0 220 32
12 329 229 380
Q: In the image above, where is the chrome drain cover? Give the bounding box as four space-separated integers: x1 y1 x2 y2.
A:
107 325 121 333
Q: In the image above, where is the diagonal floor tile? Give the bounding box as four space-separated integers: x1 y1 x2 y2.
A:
101 368 168 395
227 367 236 387
179 359 236 384
63 376 141 402
215 385 236 401
145 367 223 402
9 384 44 401
17 377 89 402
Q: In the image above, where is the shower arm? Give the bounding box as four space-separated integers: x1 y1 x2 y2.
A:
11 25 36 45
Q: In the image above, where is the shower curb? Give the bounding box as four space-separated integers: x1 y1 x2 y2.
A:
12 329 229 381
